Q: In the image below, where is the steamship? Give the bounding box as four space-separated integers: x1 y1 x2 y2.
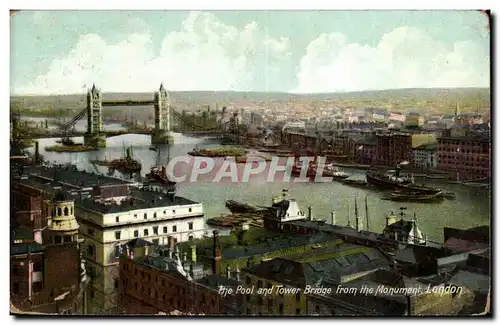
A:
366 162 441 195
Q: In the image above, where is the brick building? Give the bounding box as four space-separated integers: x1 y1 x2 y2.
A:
437 135 490 180
11 181 51 244
119 235 242 315
10 241 88 314
374 133 413 167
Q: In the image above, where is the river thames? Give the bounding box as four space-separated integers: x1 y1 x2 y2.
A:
23 119 491 244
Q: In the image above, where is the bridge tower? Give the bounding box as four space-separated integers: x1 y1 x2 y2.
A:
152 83 174 144
84 84 106 148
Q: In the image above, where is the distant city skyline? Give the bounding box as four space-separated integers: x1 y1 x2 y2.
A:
11 10 490 95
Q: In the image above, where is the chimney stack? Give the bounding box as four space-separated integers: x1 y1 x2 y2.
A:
235 265 241 282
190 243 197 263
226 265 231 278
212 230 221 275
168 236 175 251
331 212 336 225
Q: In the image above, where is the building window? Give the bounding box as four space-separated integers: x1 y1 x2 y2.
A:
114 278 119 289
173 226 177 232
63 235 72 243
144 213 147 219
54 235 62 244
144 229 149 236
115 216 119 223
188 235 194 241
279 304 284 314
153 226 158 235
163 210 166 215
90 289 95 299
172 210 176 214
188 208 192 212
315 305 320 314
188 222 193 230
153 212 157 218
134 230 139 237
115 231 121 240
163 226 168 233
87 244 95 257
134 214 137 218
33 262 42 272
88 228 94 236
296 308 300 315
152 239 159 245
32 282 43 293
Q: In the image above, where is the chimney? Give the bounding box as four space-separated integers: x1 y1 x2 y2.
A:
168 236 175 251
330 211 336 225
235 265 241 282
226 265 231 278
190 244 197 263
189 264 194 278
308 206 312 220
212 230 221 275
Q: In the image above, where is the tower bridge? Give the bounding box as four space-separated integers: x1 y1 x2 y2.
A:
13 83 239 147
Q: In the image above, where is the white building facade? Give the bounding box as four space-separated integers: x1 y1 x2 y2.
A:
76 189 204 314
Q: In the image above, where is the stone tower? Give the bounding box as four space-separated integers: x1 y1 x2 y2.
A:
46 191 81 245
152 83 174 144
84 84 106 148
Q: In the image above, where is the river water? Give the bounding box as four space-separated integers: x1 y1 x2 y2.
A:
22 117 491 243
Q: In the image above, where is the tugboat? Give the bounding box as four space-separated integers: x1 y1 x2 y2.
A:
366 161 441 195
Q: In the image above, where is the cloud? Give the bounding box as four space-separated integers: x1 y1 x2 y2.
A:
294 26 490 93
14 11 292 95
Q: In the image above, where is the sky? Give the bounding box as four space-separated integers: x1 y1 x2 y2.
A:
10 10 490 95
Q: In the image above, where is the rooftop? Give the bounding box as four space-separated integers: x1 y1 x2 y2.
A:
11 243 45 256
76 188 199 214
12 166 200 214
244 243 390 287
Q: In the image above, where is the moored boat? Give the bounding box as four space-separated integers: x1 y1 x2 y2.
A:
322 164 349 179
225 200 265 214
382 191 444 203
341 179 368 188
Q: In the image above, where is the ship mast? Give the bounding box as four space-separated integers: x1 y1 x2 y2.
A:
365 195 370 231
347 203 351 228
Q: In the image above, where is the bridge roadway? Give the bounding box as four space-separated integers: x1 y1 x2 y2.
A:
15 129 228 139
